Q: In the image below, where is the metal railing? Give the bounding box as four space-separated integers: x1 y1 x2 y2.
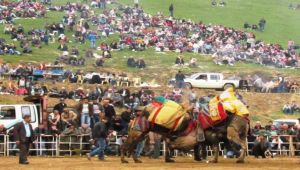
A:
0 134 299 157
0 135 6 156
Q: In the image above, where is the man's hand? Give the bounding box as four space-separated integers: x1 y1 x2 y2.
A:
16 141 20 145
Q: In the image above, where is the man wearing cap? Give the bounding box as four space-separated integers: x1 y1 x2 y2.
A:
14 113 35 164
252 131 272 158
54 98 67 115
133 106 147 158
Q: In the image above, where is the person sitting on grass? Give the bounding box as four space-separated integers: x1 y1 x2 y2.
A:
175 55 184 66
283 102 292 114
136 58 146 69
127 56 136 67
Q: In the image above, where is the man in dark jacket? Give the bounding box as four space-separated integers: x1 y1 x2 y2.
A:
86 113 108 160
121 107 132 134
103 99 116 128
53 98 67 114
14 113 35 164
175 71 185 88
252 131 272 158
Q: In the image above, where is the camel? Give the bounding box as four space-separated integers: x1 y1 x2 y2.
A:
120 111 249 164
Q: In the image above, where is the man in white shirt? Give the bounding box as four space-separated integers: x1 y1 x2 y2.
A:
14 113 34 164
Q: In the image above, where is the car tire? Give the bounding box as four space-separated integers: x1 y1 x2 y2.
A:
185 83 193 89
223 84 234 90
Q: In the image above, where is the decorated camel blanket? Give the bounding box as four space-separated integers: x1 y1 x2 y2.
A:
147 96 187 131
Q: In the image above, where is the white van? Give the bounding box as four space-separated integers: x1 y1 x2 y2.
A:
0 104 39 130
273 119 299 128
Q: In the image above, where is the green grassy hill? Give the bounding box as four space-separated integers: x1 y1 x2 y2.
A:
121 0 300 47
0 0 300 123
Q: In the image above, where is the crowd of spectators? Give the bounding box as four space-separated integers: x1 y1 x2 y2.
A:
1 23 50 55
0 0 46 24
94 5 298 68
1 1 299 69
247 74 299 93
251 120 300 157
282 101 300 114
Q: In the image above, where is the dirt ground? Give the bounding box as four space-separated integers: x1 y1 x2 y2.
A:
0 156 299 170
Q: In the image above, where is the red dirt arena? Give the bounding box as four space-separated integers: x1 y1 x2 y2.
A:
0 156 299 170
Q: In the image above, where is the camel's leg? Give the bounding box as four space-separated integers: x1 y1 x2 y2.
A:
200 142 208 160
194 143 202 161
165 142 175 163
121 130 145 163
121 142 129 163
227 126 248 163
209 145 219 163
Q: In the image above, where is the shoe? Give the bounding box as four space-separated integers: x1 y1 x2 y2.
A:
20 161 29 165
86 153 91 161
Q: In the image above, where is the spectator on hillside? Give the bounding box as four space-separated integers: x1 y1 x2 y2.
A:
53 98 67 114
219 0 227 6
282 102 292 114
79 124 92 137
127 57 136 67
253 121 264 135
258 18 266 32
92 100 104 123
61 109 78 130
99 0 107 9
61 121 79 136
189 57 197 67
169 4 174 17
188 90 197 105
211 0 217 6
136 58 146 69
264 121 273 131
88 31 97 49
48 110 60 133
96 58 104 67
103 99 116 128
57 43 68 51
134 0 139 8
268 125 278 136
175 71 185 88
77 99 93 127
175 55 184 66
278 124 295 135
291 101 300 113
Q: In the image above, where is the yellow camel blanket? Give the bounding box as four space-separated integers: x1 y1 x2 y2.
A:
147 99 186 131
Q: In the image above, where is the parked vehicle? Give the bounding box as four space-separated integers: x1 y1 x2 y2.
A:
273 119 299 128
184 73 242 90
33 65 65 80
0 104 40 129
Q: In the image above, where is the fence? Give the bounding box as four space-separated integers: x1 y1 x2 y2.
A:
1 134 299 157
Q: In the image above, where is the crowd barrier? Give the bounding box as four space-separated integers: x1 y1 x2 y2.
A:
0 134 299 157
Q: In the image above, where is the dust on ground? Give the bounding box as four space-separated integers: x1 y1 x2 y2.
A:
0 156 299 170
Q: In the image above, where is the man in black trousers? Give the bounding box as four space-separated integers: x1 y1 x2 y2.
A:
14 113 35 165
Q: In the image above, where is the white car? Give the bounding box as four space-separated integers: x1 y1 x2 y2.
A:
0 104 39 129
184 73 241 90
273 119 299 128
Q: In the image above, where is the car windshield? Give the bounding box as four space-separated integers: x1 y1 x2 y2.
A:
273 121 297 128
